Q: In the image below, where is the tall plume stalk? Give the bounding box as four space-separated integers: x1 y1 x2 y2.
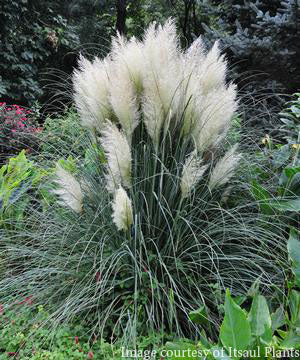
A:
66 19 286 337
73 18 239 209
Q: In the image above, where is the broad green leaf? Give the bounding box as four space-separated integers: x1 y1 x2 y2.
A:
189 306 208 325
199 329 211 349
280 331 300 349
287 228 300 286
248 294 272 345
251 181 273 214
247 278 261 298
57 156 78 174
233 296 247 306
277 329 287 339
197 342 214 360
0 165 7 177
289 290 300 325
271 306 286 332
220 289 251 359
284 166 300 179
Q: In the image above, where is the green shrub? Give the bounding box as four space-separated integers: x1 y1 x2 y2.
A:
165 288 300 359
0 150 51 281
0 0 79 105
37 107 88 163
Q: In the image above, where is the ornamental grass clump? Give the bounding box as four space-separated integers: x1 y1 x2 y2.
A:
0 20 288 340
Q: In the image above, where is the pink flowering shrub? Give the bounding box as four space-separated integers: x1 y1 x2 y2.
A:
0 102 42 164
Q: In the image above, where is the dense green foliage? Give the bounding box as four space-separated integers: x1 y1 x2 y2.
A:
0 300 122 359
0 150 48 228
37 107 88 162
0 0 79 105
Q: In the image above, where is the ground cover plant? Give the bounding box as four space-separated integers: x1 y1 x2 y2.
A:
0 298 117 359
0 20 290 345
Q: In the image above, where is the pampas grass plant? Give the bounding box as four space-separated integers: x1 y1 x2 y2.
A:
0 19 289 342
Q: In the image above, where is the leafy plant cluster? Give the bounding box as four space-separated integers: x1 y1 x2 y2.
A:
37 107 88 163
0 117 94 282
0 299 119 359
0 0 79 105
249 93 300 217
165 229 300 359
0 106 93 235
0 150 47 215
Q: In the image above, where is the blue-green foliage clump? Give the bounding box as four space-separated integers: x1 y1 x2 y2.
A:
205 0 300 94
203 0 300 138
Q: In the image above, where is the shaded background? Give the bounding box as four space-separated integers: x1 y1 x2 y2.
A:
0 0 299 122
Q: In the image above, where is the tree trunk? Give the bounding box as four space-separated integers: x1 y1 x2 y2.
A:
116 0 127 35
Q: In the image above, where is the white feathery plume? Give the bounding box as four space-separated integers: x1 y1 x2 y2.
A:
108 37 141 141
180 151 208 199
142 19 182 146
112 186 133 231
108 66 139 142
111 34 144 94
53 165 83 213
193 83 237 151
181 41 230 138
73 55 111 131
100 121 132 193
208 144 242 190
72 21 236 153
180 38 205 136
198 41 227 94
184 37 206 69
181 37 206 99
